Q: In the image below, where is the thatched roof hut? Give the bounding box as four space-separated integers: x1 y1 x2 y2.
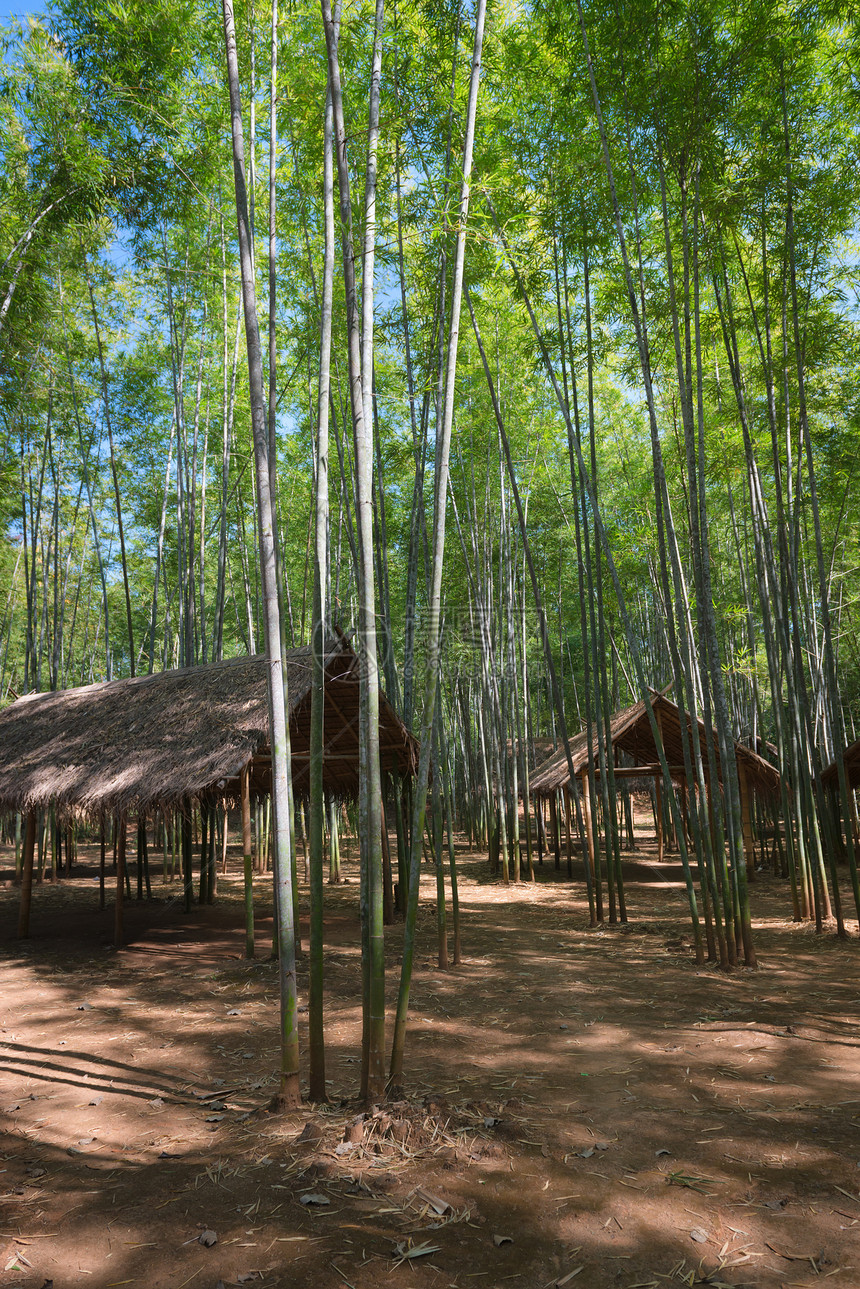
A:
529 691 780 800
820 738 860 791
0 635 417 820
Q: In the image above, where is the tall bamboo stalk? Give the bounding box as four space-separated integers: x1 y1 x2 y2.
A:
222 0 300 1110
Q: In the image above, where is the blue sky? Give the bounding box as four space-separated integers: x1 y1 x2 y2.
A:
0 4 38 25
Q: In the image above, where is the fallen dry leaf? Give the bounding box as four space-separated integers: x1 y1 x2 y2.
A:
392 1239 442 1263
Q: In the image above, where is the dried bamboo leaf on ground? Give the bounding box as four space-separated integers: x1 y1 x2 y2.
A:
392 1238 442 1265
667 1171 720 1194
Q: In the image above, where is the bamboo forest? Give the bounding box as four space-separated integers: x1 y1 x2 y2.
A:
1 0 859 1284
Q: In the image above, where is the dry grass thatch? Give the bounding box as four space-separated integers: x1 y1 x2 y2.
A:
820 737 860 790
529 690 780 800
0 637 418 818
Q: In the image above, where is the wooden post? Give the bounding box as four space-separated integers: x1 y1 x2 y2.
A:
182 806 193 912
849 787 860 866
522 778 534 881
17 810 36 939
99 820 106 910
563 785 573 878
393 772 408 912
207 803 217 903
49 810 57 883
549 792 560 869
199 803 208 904
241 765 255 958
298 799 309 883
738 765 756 882
114 812 126 947
580 771 596 882
141 814 152 900
136 811 143 900
680 779 689 848
654 704 665 863
36 812 45 884
704 771 717 856
380 791 394 926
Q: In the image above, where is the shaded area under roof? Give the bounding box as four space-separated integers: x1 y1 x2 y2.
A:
0 637 418 818
820 738 860 791
529 691 780 799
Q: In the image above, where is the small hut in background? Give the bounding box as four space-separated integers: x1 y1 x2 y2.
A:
821 738 860 852
529 689 781 872
821 738 860 791
0 635 417 942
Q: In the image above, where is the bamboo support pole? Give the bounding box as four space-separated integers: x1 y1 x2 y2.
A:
380 796 394 926
655 705 665 863
99 820 106 909
564 785 574 878
115 812 126 947
16 810 36 939
580 771 595 881
241 763 255 959
207 804 217 903
182 807 193 913
549 792 560 869
738 765 756 883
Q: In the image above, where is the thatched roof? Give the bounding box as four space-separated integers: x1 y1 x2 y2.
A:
820 738 860 791
529 691 780 800
0 637 418 818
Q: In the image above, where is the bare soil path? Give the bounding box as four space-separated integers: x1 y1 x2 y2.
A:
1 831 859 1289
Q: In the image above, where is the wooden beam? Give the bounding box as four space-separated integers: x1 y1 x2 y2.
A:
268 750 407 761
591 763 688 779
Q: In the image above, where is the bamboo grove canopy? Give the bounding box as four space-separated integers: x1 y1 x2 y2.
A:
0 636 418 820
529 690 781 802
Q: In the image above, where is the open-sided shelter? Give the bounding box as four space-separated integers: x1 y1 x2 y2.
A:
529 689 781 870
821 738 860 792
820 739 860 854
0 635 417 940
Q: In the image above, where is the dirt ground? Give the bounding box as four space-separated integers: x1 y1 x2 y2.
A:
1 816 859 1289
